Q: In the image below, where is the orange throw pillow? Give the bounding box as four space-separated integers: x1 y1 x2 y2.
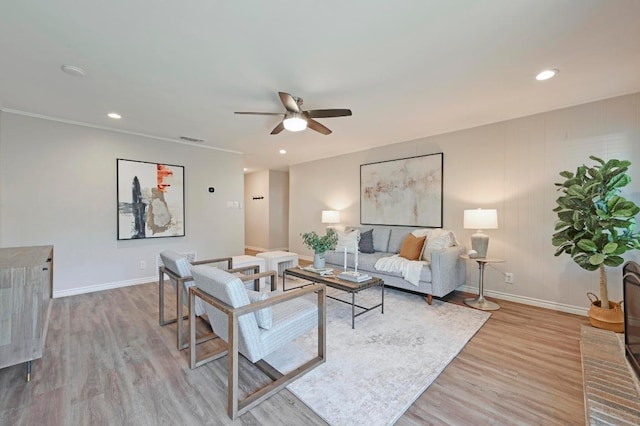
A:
399 234 426 261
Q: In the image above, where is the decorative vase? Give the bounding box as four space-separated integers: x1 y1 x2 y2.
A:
587 292 624 333
313 252 325 269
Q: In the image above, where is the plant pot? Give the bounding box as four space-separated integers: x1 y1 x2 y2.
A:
313 252 325 269
587 292 624 333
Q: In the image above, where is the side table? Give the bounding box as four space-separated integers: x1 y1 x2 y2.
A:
460 254 503 311
256 251 299 276
232 255 266 289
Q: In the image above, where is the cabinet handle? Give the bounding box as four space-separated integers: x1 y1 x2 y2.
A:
47 258 52 262
42 267 48 271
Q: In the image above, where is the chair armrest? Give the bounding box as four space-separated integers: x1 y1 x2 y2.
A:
228 265 260 274
190 283 326 316
238 270 278 291
192 257 233 269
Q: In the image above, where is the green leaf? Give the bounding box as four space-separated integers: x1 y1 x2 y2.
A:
577 239 597 252
589 155 605 165
588 253 605 265
604 256 625 267
602 242 618 254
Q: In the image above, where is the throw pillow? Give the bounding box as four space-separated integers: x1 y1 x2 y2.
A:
399 234 426 261
411 229 430 259
246 289 272 329
418 229 459 261
358 229 375 253
335 229 359 253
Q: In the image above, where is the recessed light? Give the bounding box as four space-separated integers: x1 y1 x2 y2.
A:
279 149 287 154
61 64 86 77
536 69 559 81
107 112 122 119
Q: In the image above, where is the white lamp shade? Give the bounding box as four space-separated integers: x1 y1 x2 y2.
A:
321 210 340 224
463 209 498 230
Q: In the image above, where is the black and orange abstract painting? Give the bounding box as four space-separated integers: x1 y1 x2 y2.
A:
117 159 185 240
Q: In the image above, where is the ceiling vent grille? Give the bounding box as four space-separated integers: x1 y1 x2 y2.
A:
179 136 205 143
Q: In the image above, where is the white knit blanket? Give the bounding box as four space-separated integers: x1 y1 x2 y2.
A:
374 255 427 286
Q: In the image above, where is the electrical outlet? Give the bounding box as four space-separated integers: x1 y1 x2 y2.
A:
139 261 146 269
505 272 514 284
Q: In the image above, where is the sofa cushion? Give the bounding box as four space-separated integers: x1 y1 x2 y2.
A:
358 229 375 253
399 234 426 260
335 229 359 253
388 228 412 254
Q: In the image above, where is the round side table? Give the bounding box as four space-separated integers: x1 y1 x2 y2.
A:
460 255 504 311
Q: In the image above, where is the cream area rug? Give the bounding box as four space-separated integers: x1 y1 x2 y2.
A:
264 282 491 426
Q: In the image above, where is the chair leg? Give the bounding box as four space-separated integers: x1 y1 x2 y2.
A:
189 290 197 369
159 269 181 326
178 284 185 350
228 313 240 420
159 270 169 325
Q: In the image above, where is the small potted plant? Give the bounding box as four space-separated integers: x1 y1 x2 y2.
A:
301 228 338 269
552 156 640 332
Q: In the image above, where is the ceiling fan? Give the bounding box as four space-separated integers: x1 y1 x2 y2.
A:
234 92 352 135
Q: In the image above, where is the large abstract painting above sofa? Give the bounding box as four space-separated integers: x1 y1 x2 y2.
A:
360 153 443 227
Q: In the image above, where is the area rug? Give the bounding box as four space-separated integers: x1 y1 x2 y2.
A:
264 283 491 426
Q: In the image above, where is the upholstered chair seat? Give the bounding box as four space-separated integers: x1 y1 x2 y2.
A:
188 264 326 419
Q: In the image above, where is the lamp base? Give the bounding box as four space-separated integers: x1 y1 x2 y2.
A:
464 296 500 311
470 231 489 258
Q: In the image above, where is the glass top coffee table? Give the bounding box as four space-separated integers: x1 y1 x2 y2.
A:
283 267 384 329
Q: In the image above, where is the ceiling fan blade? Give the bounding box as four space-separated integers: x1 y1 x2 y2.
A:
234 111 284 116
278 92 300 113
271 121 285 135
305 109 352 119
306 118 332 135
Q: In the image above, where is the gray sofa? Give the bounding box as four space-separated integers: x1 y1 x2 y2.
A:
324 226 466 304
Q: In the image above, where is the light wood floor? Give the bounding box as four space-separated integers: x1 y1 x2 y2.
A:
0 275 589 425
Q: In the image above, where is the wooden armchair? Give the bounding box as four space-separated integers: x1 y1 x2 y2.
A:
189 264 326 419
158 250 275 350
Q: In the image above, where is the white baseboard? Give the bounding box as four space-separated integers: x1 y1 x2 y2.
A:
458 285 589 316
245 246 290 252
53 276 156 298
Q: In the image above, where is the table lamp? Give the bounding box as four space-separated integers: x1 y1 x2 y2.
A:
321 210 340 228
463 208 498 258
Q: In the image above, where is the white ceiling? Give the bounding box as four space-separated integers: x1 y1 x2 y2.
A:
1 1 640 172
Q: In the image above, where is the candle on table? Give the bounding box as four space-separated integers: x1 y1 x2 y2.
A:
344 246 347 270
354 243 358 274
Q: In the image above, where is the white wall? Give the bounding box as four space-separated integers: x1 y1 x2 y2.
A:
289 92 640 313
268 170 289 250
244 169 289 251
0 112 245 297
244 170 270 250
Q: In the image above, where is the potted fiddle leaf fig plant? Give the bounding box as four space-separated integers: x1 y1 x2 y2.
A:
301 228 338 269
552 156 640 332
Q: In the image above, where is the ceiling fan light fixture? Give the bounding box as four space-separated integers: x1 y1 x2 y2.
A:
283 114 307 132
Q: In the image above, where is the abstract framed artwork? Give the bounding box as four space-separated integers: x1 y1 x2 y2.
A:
360 153 443 227
117 159 185 240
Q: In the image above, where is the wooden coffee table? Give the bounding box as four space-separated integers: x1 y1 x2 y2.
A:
283 267 384 329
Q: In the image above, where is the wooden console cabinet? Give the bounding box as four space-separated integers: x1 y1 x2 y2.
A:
0 245 53 381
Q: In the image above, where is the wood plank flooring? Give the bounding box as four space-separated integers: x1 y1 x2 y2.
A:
0 275 589 425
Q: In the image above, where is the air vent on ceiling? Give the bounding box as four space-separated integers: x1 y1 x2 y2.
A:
179 136 205 143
